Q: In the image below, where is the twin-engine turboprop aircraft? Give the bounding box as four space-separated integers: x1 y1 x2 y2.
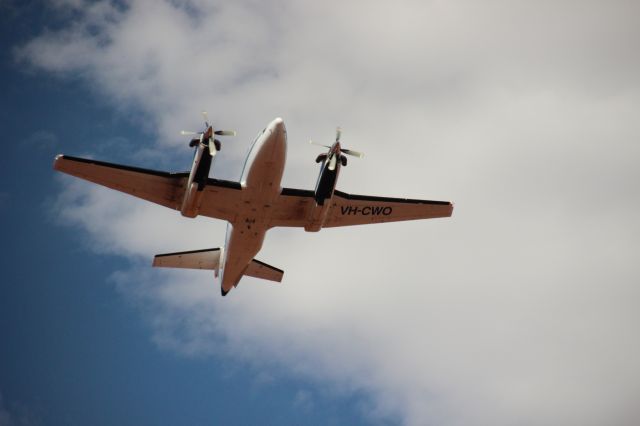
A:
54 117 453 296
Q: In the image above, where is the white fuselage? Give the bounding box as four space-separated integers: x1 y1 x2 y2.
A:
219 118 287 293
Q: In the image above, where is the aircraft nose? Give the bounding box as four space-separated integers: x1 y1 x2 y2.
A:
269 117 285 134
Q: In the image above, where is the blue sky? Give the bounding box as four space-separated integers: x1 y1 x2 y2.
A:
0 4 373 426
2 1 640 425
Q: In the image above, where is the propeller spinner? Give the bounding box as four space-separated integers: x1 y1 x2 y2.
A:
310 127 364 171
181 111 236 156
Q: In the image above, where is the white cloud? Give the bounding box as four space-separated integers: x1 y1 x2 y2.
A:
22 1 640 425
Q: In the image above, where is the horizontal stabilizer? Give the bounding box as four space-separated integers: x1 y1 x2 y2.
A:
152 248 283 283
245 259 284 283
153 248 220 269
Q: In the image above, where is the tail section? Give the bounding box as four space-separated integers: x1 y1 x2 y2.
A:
152 248 284 293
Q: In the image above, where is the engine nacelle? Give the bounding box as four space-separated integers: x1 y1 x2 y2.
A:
304 202 330 232
180 182 204 218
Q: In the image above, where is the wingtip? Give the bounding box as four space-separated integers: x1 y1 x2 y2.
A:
53 154 65 170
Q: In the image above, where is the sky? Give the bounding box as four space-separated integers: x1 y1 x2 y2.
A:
1 0 640 425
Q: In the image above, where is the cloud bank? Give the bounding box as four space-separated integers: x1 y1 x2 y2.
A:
21 1 640 424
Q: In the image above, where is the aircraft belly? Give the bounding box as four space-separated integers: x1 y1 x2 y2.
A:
221 223 267 291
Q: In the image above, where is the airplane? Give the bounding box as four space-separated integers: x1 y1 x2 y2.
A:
53 117 453 296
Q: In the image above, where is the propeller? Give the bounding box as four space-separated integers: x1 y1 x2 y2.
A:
309 140 332 149
341 148 364 158
214 130 236 136
310 127 364 171
181 111 236 156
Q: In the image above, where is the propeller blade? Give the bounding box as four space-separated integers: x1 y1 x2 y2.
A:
309 140 332 149
201 111 210 127
336 127 342 142
181 130 200 136
214 130 236 136
208 139 217 157
342 149 364 158
328 155 337 171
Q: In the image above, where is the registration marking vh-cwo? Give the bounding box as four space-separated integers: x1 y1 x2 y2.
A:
340 205 393 216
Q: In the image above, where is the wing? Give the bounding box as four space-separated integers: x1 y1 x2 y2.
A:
54 155 187 210
270 187 453 228
268 187 316 227
53 155 244 221
323 190 453 227
198 178 244 222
